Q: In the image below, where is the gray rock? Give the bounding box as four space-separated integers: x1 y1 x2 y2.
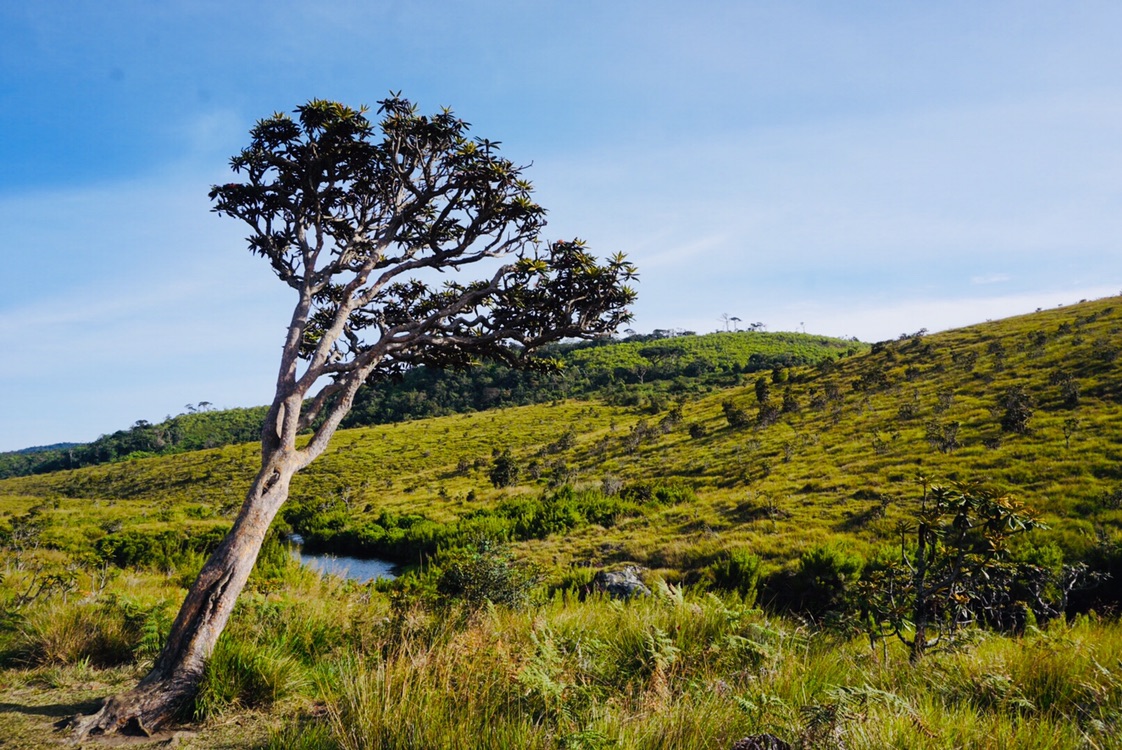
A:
592 566 651 599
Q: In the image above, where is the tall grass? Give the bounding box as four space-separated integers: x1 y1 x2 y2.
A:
194 636 309 718
5 297 1122 746
267 585 1122 749
3 548 1122 748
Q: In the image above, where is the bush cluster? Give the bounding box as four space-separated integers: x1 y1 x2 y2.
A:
96 526 230 571
284 482 691 563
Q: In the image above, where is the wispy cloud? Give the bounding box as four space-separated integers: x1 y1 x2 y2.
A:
630 234 729 270
3 2 1121 449
771 285 1122 342
970 274 1011 286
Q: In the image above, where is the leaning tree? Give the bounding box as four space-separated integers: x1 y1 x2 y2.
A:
71 96 636 738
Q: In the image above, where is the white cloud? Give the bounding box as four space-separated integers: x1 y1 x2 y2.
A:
0 172 295 450
4 3 1122 450
773 285 1122 342
970 274 1012 286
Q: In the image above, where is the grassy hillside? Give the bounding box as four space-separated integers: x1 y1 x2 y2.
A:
0 330 860 479
3 297 1122 748
2 296 1120 585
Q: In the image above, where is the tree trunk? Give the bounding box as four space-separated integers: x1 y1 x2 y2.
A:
68 461 295 740
910 522 929 663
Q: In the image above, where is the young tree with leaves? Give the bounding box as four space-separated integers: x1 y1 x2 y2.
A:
71 96 636 738
858 479 1042 662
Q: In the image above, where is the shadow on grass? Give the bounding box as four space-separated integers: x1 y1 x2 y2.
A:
0 698 102 719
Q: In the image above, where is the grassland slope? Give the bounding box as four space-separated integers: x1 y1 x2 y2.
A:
4 297 1122 749
2 296 1120 596
0 330 860 479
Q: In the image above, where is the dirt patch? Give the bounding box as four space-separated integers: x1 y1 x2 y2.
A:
0 667 278 749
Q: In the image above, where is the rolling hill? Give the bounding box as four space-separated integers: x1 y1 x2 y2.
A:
0 330 860 479
2 296 1120 595
4 296 1122 749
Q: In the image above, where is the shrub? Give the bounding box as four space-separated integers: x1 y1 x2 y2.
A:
998 385 1035 434
489 449 520 488
757 402 781 428
925 419 960 453
767 544 864 620
600 475 624 496
859 481 1044 660
754 376 771 404
436 539 540 611
706 548 761 606
96 526 229 571
722 399 750 429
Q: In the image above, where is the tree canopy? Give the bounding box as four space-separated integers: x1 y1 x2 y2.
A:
70 95 636 739
208 96 636 467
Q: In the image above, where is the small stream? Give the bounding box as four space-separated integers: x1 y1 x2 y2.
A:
289 535 398 582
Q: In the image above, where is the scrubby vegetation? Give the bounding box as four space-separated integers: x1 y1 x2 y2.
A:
3 296 1122 746
3 551 1122 748
0 330 860 480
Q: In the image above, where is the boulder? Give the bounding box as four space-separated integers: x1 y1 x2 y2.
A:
592 566 651 599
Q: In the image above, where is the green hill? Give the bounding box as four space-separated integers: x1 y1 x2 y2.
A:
4 297 1122 749
0 330 860 479
2 297 1120 597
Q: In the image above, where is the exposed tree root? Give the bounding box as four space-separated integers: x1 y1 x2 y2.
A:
66 673 195 744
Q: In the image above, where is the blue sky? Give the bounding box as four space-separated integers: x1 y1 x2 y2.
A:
2 1 1120 451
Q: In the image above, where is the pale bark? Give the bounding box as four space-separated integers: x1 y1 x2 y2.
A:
68 460 297 739
66 96 634 740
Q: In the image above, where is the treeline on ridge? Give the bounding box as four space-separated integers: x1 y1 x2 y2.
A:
0 330 861 479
